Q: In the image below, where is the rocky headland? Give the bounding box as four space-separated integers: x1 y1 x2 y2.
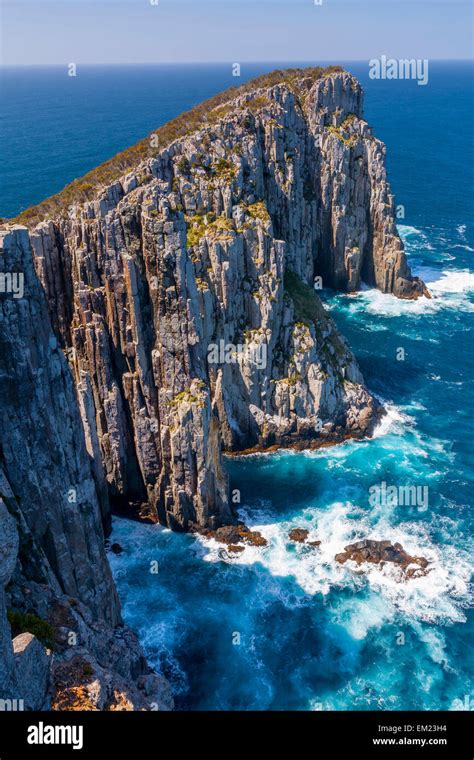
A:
0 66 428 709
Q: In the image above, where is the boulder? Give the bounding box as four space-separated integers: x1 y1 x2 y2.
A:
51 654 173 711
13 633 51 710
239 527 267 547
207 525 242 545
288 528 320 547
227 545 245 554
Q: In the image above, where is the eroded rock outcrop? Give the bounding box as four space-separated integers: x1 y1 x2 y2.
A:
335 539 430 578
203 523 268 548
289 528 309 543
12 633 51 710
288 528 321 547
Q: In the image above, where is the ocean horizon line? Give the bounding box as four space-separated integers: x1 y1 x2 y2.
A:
1 58 473 68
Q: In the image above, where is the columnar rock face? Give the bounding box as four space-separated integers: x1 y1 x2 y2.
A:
0 497 19 702
0 230 172 710
0 67 427 708
10 68 425 532
307 75 428 297
0 226 119 624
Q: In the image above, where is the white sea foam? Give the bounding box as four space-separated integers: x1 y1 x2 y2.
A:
372 400 406 438
401 400 427 412
412 624 453 671
398 224 424 238
195 494 472 638
342 265 474 317
421 266 474 293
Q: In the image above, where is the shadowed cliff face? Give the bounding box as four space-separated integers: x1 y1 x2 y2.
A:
0 227 173 710
1 70 426 533
0 227 118 624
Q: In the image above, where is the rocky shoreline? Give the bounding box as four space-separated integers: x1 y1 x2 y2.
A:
223 413 385 457
335 539 430 579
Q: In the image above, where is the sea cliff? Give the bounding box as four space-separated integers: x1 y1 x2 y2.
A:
0 66 427 709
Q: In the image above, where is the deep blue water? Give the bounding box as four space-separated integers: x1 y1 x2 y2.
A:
1 62 308 217
2 62 472 710
2 61 472 221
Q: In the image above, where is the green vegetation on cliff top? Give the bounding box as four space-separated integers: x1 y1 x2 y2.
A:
12 66 343 228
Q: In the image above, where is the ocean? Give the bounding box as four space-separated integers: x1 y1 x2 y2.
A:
2 61 472 711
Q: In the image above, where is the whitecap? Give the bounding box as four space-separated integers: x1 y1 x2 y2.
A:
372 401 407 438
452 244 474 252
421 267 474 294
189 494 474 636
342 265 474 316
398 224 424 238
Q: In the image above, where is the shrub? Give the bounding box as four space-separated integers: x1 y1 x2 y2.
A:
284 269 326 326
246 201 271 223
7 609 55 649
186 213 235 249
246 95 272 112
212 158 237 182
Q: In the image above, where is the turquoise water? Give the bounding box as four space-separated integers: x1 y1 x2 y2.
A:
108 64 474 711
110 221 474 709
2 62 472 710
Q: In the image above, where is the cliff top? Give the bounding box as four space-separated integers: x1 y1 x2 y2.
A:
10 65 344 228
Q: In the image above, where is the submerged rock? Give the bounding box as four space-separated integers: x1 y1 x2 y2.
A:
335 539 429 577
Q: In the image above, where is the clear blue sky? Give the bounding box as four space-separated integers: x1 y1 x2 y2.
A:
1 0 472 65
